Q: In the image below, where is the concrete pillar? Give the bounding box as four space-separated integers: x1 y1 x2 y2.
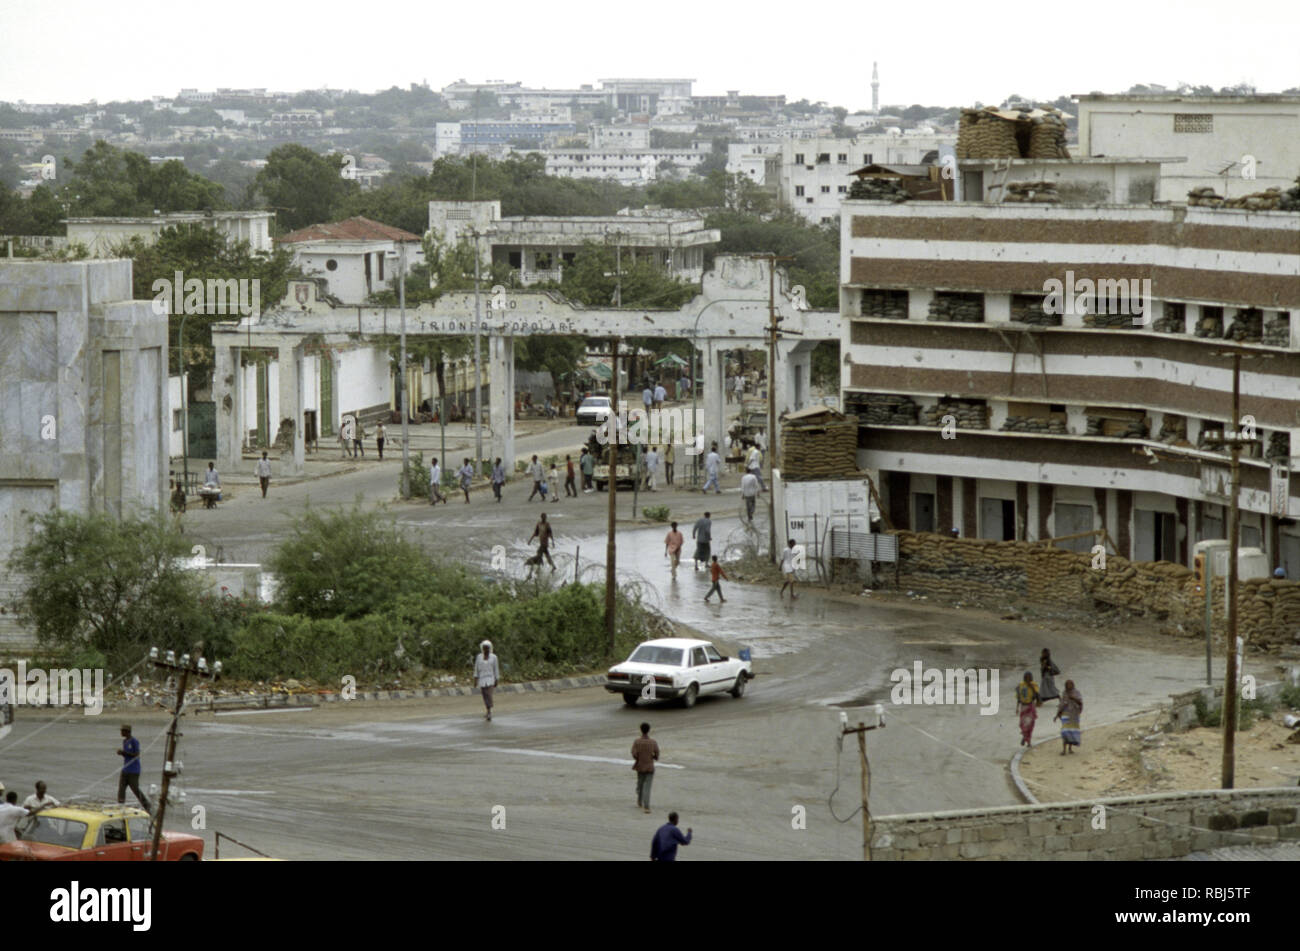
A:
701 340 727 454
489 334 515 470
215 343 241 475
277 341 305 475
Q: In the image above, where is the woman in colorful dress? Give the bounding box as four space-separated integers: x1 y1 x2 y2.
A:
1053 680 1084 755
1015 671 1040 747
1039 648 1061 705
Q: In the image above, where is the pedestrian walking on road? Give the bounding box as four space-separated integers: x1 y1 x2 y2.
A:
429 458 447 505
644 446 659 491
547 462 561 503
642 385 653 415
580 448 595 492
702 444 722 494
665 521 684 578
779 538 799 600
564 455 578 497
530 512 557 571
1015 672 1040 747
653 382 667 408
746 444 766 492
1053 680 1083 754
254 451 272 498
692 513 712 571
740 471 759 523
632 722 659 813
474 640 501 721
353 420 366 457
457 458 474 503
376 422 386 460
491 458 506 502
116 724 152 812
704 555 728 603
663 443 674 485
1039 649 1061 703
527 455 545 501
650 812 692 861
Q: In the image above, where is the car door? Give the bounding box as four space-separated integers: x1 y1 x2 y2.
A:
91 819 134 861
126 816 153 861
702 643 733 692
689 646 713 694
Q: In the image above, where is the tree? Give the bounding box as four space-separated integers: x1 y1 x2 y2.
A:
253 143 358 232
58 140 226 216
7 510 207 667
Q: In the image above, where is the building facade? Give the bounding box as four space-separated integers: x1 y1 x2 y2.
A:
65 211 274 256
839 199 1300 573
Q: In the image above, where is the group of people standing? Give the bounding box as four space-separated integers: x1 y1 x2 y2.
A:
1014 648 1084 754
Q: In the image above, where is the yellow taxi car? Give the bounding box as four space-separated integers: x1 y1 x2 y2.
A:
0 802 203 862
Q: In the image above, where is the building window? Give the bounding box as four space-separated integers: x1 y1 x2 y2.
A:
862 153 873 164
837 185 847 193
817 153 830 163
173 409 183 432
795 185 805 196
837 153 847 163
806 198 814 204
794 153 805 165
1174 114 1213 133
820 185 830 193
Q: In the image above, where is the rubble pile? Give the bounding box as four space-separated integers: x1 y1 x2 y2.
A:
1003 180 1060 203
860 289 908 319
779 411 861 480
849 393 919 425
847 177 910 202
920 400 989 429
927 292 985 322
1001 415 1068 434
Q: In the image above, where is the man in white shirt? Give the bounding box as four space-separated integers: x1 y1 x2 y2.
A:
779 538 800 600
429 457 447 505
653 383 667 408
644 446 659 491
702 444 722 494
746 444 766 492
474 640 502 721
254 451 272 498
201 461 222 507
0 790 30 844
740 471 760 522
527 455 546 501
23 781 59 813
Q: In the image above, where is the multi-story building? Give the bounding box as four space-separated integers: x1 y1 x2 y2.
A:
599 78 694 113
544 147 706 183
428 201 719 286
839 199 1300 573
1074 94 1300 202
590 124 650 150
277 216 423 305
780 133 957 223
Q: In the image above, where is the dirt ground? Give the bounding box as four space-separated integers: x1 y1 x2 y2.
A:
1020 710 1300 802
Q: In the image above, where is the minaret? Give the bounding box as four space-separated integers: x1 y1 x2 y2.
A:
871 62 879 114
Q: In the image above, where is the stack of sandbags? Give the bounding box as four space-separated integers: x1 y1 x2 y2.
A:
1010 294 1058 325
848 177 910 202
1262 316 1291 346
1157 415 1188 444
920 400 989 429
861 289 908 319
853 393 919 425
1001 415 1068 434
1280 176 1300 211
1187 187 1224 207
780 413 860 480
1224 187 1285 210
1028 113 1070 158
927 292 984 322
1266 431 1291 463
1004 180 1059 203
956 108 1020 158
1223 308 1263 342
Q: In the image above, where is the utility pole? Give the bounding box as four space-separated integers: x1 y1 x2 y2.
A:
840 706 884 861
399 241 410 498
177 312 189 489
750 254 795 563
472 228 484 470
148 644 219 861
605 337 620 654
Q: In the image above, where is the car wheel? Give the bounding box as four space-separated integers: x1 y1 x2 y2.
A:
179 853 200 861
623 693 638 706
730 674 746 698
681 683 698 709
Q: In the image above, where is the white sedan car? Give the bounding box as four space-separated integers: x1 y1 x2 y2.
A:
605 637 752 708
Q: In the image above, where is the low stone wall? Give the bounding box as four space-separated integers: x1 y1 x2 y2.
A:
871 788 1300 861
893 532 1300 653
1164 676 1298 732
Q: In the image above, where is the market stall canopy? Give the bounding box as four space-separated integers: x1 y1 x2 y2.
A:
654 353 689 368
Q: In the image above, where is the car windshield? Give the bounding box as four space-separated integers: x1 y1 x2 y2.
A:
628 645 685 667
581 398 610 408
19 816 88 848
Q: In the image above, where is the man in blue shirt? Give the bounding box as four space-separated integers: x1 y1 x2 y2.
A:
116 724 152 812
650 812 692 861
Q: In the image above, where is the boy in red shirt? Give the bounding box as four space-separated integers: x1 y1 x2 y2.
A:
704 555 728 603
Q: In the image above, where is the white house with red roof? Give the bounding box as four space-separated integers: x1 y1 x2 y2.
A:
277 216 424 305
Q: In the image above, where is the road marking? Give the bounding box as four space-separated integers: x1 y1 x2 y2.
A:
467 746 685 769
214 706 315 716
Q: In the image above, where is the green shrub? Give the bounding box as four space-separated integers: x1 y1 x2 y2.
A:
643 505 670 522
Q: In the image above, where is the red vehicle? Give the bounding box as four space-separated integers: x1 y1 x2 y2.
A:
0 802 203 861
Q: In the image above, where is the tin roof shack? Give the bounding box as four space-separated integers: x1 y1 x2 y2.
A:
779 405 860 480
848 163 950 201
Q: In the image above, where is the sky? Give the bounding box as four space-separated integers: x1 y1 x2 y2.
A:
1 0 1297 109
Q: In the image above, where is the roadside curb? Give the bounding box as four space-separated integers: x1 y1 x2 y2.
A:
96 673 610 713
